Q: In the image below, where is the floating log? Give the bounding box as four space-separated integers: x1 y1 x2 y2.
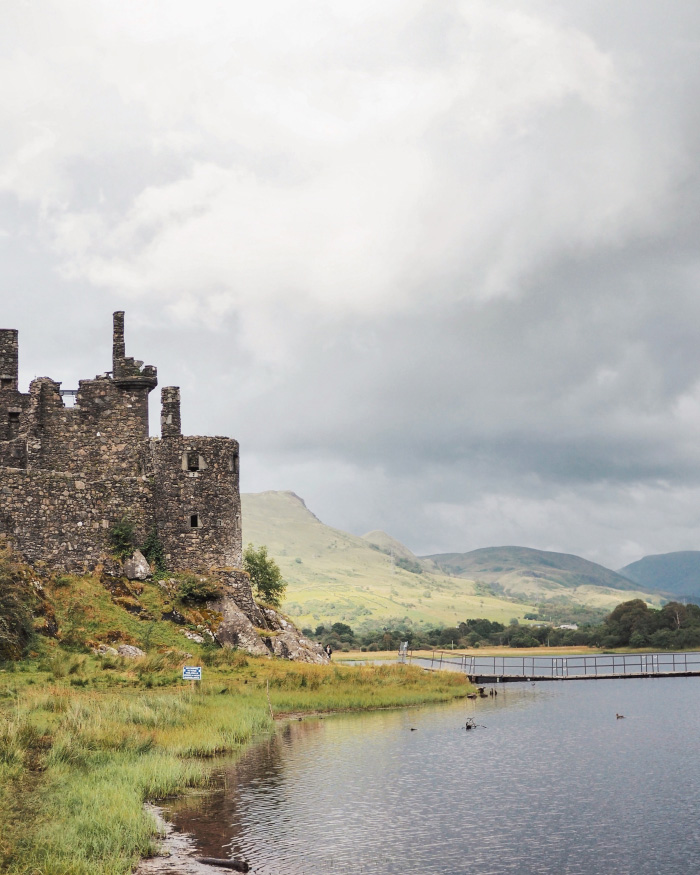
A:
195 857 250 872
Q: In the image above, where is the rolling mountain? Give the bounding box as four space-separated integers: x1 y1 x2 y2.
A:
618 551 700 598
241 491 536 628
423 546 657 606
241 492 663 628
423 547 631 592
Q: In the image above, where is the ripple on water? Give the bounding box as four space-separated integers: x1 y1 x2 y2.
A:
164 678 700 874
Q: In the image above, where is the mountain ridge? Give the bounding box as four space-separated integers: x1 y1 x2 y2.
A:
241 491 664 627
618 550 700 598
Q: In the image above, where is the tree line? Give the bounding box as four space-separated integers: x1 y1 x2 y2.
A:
309 600 700 652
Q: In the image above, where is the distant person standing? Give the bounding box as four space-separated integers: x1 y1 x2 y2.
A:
324 643 333 659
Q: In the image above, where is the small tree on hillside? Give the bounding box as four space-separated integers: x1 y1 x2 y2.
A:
243 543 287 608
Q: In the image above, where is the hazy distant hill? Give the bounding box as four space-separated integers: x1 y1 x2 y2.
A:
241 492 662 628
618 551 700 598
422 546 661 607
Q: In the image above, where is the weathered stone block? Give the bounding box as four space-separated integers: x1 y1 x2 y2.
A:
123 549 151 581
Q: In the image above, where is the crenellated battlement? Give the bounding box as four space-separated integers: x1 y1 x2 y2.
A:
0 313 241 573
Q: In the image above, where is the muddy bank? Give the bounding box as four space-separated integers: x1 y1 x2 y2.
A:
136 805 249 875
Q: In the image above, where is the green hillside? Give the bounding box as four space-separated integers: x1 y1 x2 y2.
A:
240 492 663 629
241 492 537 628
618 551 700 598
423 546 664 609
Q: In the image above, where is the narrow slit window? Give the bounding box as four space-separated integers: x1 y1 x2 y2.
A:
190 514 201 528
8 411 19 438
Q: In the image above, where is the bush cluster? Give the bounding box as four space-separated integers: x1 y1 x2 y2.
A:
176 575 222 605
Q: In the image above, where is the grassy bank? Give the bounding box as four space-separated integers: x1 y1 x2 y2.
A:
0 648 471 875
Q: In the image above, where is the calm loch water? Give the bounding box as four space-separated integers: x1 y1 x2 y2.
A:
164 677 700 874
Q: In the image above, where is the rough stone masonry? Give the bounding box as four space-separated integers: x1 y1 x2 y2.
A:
0 311 241 573
0 312 327 661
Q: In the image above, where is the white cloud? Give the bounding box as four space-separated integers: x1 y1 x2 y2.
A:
3 0 700 566
2 1 664 333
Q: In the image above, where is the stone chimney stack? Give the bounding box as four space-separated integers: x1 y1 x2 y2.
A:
0 329 18 391
161 386 181 437
112 311 126 377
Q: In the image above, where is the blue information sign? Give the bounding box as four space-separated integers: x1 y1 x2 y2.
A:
182 666 202 681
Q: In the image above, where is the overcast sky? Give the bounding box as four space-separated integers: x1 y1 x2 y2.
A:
3 1 700 569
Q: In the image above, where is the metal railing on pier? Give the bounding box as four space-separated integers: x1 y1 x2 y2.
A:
397 648 700 682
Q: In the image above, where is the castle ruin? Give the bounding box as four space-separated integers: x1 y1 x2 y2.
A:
0 312 241 574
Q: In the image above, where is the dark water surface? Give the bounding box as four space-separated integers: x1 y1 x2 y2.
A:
164 677 700 874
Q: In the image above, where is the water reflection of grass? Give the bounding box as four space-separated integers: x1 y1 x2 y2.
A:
0 650 471 874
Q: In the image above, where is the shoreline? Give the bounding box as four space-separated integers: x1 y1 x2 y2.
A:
136 805 227 875
0 656 472 873
138 692 477 873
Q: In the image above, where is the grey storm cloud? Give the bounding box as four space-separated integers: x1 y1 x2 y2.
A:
3 0 700 568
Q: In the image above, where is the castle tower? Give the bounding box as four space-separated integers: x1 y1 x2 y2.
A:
0 329 19 392
109 311 157 438
161 387 182 437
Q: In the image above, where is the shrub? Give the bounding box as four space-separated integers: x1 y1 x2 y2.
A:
177 574 222 604
109 516 136 559
141 528 167 573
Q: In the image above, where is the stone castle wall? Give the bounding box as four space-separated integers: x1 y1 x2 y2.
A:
0 313 242 574
0 468 152 570
151 434 241 571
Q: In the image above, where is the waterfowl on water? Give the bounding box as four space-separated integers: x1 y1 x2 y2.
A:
616 713 625 719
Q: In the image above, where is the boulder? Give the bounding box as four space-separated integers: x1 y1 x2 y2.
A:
123 549 151 581
162 608 187 624
183 630 205 644
94 644 119 656
117 644 146 658
212 598 270 656
184 569 328 662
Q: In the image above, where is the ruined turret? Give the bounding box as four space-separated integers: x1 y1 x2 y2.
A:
0 312 240 573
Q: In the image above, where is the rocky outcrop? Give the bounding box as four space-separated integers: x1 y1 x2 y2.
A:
208 572 328 662
211 596 270 656
99 564 325 663
261 607 328 664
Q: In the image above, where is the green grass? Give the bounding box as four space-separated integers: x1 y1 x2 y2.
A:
0 650 472 874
